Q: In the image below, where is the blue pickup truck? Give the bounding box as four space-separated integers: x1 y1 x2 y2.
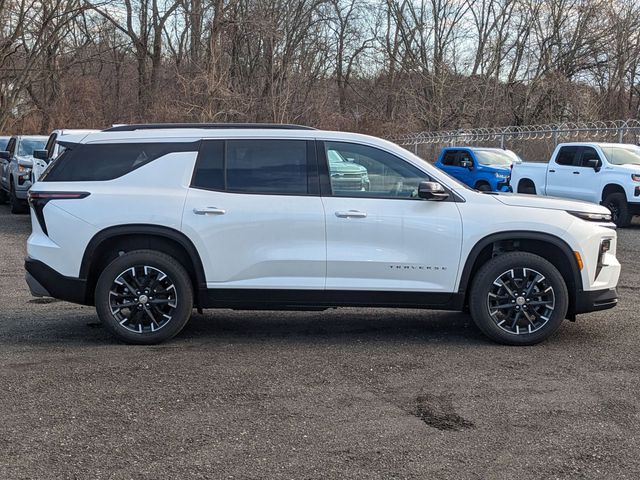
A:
434 147 519 192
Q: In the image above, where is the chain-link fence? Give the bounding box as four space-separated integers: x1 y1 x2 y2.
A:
389 119 640 163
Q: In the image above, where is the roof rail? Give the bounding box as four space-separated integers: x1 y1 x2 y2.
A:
104 123 317 132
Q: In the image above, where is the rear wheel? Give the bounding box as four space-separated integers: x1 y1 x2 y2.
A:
469 252 568 345
602 192 631 228
517 180 536 195
95 250 194 344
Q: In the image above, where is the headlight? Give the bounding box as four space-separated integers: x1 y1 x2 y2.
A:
632 174 640 182
18 164 31 174
568 210 612 222
494 173 509 179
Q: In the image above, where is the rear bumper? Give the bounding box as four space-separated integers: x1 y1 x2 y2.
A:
573 287 618 314
24 257 90 305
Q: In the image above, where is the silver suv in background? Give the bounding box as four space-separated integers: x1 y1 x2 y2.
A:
0 135 48 213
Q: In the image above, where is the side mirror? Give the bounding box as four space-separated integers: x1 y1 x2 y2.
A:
418 181 449 201
0 151 9 160
584 159 602 172
460 159 473 169
33 149 49 160
18 158 33 168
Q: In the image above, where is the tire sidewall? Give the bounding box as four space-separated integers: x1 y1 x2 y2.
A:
469 252 569 345
603 193 631 227
95 250 194 344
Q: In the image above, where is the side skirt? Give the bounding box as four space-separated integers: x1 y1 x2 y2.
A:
200 289 464 311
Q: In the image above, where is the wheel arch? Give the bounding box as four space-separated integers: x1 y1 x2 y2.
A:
517 178 536 193
601 183 625 202
458 231 583 315
80 225 207 307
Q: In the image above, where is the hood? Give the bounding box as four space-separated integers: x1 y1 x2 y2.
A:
476 164 511 174
491 192 611 214
330 162 367 174
16 155 34 166
613 163 640 174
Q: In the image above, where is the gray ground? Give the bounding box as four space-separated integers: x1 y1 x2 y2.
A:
1 204 639 480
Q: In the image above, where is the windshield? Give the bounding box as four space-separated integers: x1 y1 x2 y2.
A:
474 149 514 166
602 145 640 166
18 138 46 157
327 149 348 164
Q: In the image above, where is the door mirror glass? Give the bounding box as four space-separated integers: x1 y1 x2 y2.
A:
418 181 449 201
0 151 9 160
33 149 49 160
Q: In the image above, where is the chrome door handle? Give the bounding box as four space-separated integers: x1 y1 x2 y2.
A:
335 210 367 218
193 207 226 215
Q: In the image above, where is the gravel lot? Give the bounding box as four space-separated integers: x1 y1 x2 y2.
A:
1 204 639 479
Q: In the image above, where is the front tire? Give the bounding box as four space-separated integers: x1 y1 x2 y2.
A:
95 250 194 344
9 184 28 214
0 188 7 204
476 182 491 192
602 192 632 228
469 252 569 345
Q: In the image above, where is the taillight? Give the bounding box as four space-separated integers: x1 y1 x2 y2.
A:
27 191 90 235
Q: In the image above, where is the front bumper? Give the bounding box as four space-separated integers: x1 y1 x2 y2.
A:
25 257 89 305
573 287 618 314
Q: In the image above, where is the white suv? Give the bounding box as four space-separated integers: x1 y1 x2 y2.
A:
25 124 621 345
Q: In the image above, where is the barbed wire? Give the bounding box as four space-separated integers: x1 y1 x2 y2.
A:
389 119 640 146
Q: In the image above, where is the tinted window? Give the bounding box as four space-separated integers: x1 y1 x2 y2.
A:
441 151 458 166
325 142 427 198
192 140 224 190
556 146 579 166
42 142 199 182
226 140 307 194
0 138 8 151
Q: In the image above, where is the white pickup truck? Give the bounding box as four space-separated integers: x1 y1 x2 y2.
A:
510 142 640 227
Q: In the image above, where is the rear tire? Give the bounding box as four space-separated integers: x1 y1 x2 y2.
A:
469 252 568 345
602 192 632 228
95 250 194 344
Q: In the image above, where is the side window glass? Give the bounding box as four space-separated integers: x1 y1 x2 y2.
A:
325 142 427 198
7 138 16 155
580 147 601 168
226 140 307 194
556 147 579 166
441 151 457 166
192 140 224 190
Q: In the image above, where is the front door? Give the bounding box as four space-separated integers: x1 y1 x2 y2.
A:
319 141 463 295
545 145 581 199
181 138 326 290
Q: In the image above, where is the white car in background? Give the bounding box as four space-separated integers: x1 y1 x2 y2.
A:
510 142 640 227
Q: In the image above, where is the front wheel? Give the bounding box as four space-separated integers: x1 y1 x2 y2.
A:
9 184 28 214
602 192 632 228
469 252 569 345
475 183 492 192
95 250 194 344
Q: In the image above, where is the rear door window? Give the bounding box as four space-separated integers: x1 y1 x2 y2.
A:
555 146 579 166
191 139 314 195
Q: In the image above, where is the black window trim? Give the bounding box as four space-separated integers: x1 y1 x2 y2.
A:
189 138 320 197
316 140 456 202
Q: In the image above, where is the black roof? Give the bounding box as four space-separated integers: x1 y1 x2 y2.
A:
104 123 316 132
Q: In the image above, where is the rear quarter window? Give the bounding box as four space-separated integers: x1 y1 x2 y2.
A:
42 142 200 182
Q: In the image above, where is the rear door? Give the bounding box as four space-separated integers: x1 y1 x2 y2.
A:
545 145 581 198
181 138 326 290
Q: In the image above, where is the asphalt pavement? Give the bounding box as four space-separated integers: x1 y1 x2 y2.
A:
1 204 639 479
